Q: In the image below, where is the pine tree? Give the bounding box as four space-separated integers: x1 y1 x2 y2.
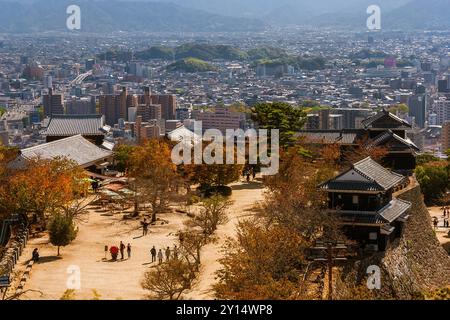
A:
49 213 78 256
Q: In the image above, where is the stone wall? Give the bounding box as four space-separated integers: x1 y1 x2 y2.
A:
338 180 450 299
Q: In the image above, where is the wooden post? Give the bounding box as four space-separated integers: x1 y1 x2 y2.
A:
328 244 333 300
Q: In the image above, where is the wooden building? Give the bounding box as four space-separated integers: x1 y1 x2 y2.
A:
319 157 411 251
362 109 419 171
44 114 108 145
297 109 420 172
12 135 113 174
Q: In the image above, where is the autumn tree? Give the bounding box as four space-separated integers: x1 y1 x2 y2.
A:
0 157 87 226
342 135 389 166
129 139 182 222
262 147 340 242
0 146 19 221
177 230 210 271
187 195 233 236
214 220 309 300
142 258 194 300
49 213 78 256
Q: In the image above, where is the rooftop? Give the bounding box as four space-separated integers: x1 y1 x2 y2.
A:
361 109 412 130
44 114 105 137
15 135 113 168
320 157 406 192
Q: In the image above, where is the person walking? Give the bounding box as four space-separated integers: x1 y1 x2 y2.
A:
150 246 157 263
142 218 149 236
165 246 171 261
433 217 439 229
157 249 163 264
173 245 179 260
120 241 126 260
127 243 132 259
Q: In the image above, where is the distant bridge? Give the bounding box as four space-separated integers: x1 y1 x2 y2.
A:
70 70 93 86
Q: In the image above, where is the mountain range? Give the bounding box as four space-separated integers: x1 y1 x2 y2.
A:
0 0 450 32
0 0 265 33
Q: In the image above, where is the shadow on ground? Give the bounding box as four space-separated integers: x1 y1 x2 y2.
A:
36 256 63 264
231 181 263 191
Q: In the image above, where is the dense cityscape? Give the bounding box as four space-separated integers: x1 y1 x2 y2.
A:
0 0 450 307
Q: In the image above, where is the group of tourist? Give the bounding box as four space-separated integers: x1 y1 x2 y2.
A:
104 243 179 263
106 241 132 261
150 245 179 264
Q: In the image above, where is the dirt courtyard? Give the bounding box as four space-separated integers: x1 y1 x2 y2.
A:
428 206 450 254
12 180 265 300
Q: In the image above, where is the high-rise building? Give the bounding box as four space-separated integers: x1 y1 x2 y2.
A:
438 79 449 93
99 87 137 126
195 107 246 133
136 104 162 122
135 116 162 142
434 97 450 125
43 74 53 89
441 121 450 152
151 95 177 120
43 88 64 116
138 88 177 120
66 97 96 115
331 108 372 129
176 107 192 121
408 95 427 128
99 95 118 126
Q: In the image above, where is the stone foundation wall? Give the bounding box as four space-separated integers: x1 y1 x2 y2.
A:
339 180 450 299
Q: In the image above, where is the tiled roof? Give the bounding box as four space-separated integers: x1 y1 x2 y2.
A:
337 199 411 225
296 130 360 145
17 135 113 168
320 157 405 192
361 109 411 129
365 130 420 151
353 157 405 190
45 114 105 137
378 199 412 223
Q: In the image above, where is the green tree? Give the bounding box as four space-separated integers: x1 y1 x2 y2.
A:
114 144 135 173
49 213 78 256
251 102 306 147
416 153 440 166
415 164 450 204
